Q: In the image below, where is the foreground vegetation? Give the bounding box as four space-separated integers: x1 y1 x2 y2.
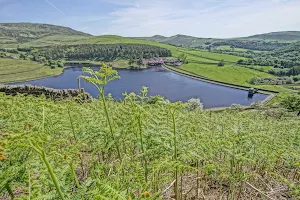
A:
0 67 299 200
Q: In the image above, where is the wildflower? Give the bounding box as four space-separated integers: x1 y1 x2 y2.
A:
141 191 151 198
24 124 32 131
0 146 7 161
0 154 7 161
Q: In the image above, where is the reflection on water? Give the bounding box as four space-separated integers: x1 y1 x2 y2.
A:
13 66 268 109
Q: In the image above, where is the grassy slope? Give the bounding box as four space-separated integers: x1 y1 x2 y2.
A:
0 35 277 82
179 48 242 63
243 31 300 41
0 23 90 42
180 63 274 85
0 58 62 83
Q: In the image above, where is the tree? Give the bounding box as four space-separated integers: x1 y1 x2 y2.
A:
19 53 26 60
218 59 225 67
237 59 244 64
137 57 143 67
187 98 203 111
128 57 135 66
281 95 300 116
178 53 187 64
57 61 64 68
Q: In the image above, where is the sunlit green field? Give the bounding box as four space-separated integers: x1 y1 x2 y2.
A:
180 63 274 86
216 45 248 51
0 58 62 83
179 48 243 63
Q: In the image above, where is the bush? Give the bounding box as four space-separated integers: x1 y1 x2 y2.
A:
218 60 225 67
293 75 300 82
148 95 166 105
281 95 300 115
57 62 64 68
249 77 259 85
249 77 294 85
187 98 203 110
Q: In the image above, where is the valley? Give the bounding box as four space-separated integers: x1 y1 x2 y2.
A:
0 22 300 200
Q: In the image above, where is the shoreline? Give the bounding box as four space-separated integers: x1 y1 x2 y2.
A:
2 62 279 106
162 65 278 95
3 61 280 96
162 65 279 105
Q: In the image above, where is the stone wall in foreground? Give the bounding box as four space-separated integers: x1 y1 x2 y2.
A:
0 85 92 100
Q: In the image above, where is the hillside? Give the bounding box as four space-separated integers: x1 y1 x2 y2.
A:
136 34 220 47
137 32 300 51
244 31 300 41
0 34 275 91
0 23 91 43
0 58 62 83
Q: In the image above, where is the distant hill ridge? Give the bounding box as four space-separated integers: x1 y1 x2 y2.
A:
0 23 91 42
135 31 300 50
244 31 300 41
138 31 300 43
1 22 299 51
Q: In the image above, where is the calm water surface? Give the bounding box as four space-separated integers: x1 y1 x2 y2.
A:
14 66 268 109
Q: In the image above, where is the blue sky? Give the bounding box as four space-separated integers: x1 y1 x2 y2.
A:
1 0 300 38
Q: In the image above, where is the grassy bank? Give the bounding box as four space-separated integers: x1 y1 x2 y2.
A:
175 64 293 104
180 63 275 86
0 58 62 83
65 59 147 69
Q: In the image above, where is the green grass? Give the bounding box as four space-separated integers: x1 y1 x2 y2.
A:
180 48 243 63
215 45 266 53
178 63 295 104
109 59 131 68
66 59 143 69
179 63 274 86
216 45 249 52
237 65 273 73
0 58 62 83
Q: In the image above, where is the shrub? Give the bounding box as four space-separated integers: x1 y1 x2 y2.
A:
293 75 300 82
217 60 225 67
57 62 64 68
187 98 203 110
249 77 294 85
249 77 258 85
281 95 300 115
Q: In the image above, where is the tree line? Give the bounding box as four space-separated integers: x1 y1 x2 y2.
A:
32 44 172 61
234 42 300 76
209 40 289 51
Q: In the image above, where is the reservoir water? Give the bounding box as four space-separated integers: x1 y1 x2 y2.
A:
14 66 268 109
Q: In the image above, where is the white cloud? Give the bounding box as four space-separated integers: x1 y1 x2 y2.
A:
98 0 300 37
